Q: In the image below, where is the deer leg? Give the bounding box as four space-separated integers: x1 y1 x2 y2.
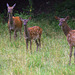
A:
30 40 32 53
35 40 39 51
74 47 75 64
14 29 17 40
19 29 22 40
26 39 28 51
69 46 73 65
38 38 41 51
39 38 41 47
15 33 17 37
9 30 11 41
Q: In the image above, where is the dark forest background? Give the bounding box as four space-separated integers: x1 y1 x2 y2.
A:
0 0 75 20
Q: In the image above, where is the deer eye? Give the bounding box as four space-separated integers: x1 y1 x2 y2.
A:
59 21 63 23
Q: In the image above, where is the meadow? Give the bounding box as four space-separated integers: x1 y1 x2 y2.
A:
0 13 75 75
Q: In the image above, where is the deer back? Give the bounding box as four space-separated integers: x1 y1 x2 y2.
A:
28 26 42 40
67 30 75 46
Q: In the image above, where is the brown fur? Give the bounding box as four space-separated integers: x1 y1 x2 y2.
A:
28 26 42 40
7 3 22 41
55 16 75 65
21 17 42 53
8 16 22 30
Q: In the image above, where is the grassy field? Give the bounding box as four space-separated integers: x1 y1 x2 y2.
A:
0 14 75 75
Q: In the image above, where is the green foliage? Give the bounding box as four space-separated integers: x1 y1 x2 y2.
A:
54 0 75 17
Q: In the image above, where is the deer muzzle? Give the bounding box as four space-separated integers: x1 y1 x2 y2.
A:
10 27 14 31
59 22 62 26
24 23 27 26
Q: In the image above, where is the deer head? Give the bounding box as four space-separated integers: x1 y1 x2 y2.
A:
20 17 31 26
55 16 69 26
7 3 16 14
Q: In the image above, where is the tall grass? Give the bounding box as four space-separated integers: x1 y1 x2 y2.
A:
0 13 75 75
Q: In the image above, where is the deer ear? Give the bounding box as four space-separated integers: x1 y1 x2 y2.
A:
12 3 16 8
7 3 9 7
26 19 29 22
26 17 31 22
65 16 69 21
20 18 24 21
55 16 60 20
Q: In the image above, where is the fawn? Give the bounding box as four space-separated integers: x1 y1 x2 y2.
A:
20 17 42 53
55 16 75 65
7 3 22 41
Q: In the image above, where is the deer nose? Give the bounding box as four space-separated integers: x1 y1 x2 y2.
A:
59 23 62 26
24 23 26 26
8 11 11 14
10 27 14 30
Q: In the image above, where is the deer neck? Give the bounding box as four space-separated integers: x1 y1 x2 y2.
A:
8 13 14 30
61 23 71 36
24 25 30 40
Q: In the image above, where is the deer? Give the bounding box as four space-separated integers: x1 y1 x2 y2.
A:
7 3 22 41
20 17 42 53
55 16 75 65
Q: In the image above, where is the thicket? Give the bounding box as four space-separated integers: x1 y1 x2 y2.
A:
0 0 75 25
